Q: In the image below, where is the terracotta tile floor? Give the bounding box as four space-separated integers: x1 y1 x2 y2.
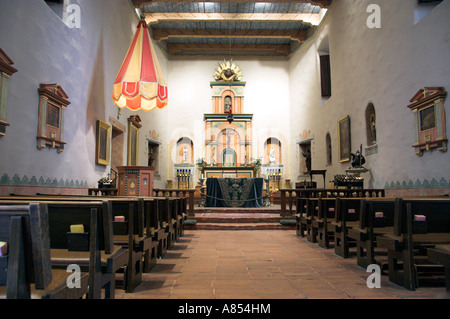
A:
116 230 449 299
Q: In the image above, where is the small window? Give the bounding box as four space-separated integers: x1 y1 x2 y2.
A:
320 55 331 97
414 0 443 24
326 133 332 165
318 36 331 99
44 0 65 19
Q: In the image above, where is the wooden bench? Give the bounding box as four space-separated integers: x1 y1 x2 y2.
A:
330 198 362 258
315 198 337 249
306 198 320 243
163 198 176 250
0 197 131 298
295 197 308 237
297 198 314 240
376 198 450 290
347 198 396 268
0 203 89 299
108 198 144 292
427 244 450 293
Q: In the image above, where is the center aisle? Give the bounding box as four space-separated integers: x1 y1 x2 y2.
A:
115 230 444 299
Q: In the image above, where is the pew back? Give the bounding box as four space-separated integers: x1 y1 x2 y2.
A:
395 198 450 236
0 203 52 297
361 198 397 229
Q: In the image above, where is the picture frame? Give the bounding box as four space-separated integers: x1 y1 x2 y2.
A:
338 115 351 162
96 120 111 166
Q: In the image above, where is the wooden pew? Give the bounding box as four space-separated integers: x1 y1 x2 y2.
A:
315 198 337 249
0 197 131 298
298 198 314 239
295 197 308 237
163 198 176 250
139 197 159 271
427 245 450 293
307 198 320 243
347 198 396 268
157 198 169 257
17 195 147 292
108 199 144 292
330 198 362 258
0 203 91 299
376 198 450 290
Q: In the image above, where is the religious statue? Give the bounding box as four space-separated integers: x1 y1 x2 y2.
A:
148 148 154 167
302 148 311 173
224 96 232 113
351 147 366 168
182 146 187 163
269 146 276 164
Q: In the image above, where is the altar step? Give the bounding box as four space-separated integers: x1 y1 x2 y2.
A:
185 206 296 230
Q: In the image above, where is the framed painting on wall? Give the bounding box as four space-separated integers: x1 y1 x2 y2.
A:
338 115 351 162
128 122 139 166
96 120 111 166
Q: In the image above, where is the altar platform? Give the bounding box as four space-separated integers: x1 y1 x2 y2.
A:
186 204 296 230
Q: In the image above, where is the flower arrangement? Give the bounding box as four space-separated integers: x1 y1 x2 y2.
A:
196 158 206 169
252 158 262 168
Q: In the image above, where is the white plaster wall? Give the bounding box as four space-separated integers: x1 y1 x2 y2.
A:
160 57 291 185
0 0 154 188
289 0 450 189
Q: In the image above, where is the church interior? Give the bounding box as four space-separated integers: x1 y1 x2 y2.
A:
0 0 449 302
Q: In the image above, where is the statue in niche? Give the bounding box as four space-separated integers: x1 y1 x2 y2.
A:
269 146 276 164
302 148 311 173
182 146 188 163
148 148 154 167
224 96 232 113
369 113 376 144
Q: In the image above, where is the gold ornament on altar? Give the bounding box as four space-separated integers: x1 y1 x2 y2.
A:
214 60 242 82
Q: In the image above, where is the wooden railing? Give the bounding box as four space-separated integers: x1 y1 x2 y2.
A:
279 188 386 216
153 188 196 217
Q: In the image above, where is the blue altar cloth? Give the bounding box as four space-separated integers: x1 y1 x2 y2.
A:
205 178 264 208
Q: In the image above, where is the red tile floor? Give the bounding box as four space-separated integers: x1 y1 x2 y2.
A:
116 230 449 299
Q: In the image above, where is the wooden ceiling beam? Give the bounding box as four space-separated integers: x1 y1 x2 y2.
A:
133 1 331 9
145 12 322 26
167 43 291 55
153 29 308 42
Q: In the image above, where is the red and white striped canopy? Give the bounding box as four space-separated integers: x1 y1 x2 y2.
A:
113 20 167 111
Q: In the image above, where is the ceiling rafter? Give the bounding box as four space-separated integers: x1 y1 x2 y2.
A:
153 29 308 42
132 1 330 56
167 43 291 55
145 12 322 27
132 0 331 9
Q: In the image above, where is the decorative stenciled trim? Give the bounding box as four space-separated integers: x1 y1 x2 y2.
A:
384 177 449 189
0 173 88 188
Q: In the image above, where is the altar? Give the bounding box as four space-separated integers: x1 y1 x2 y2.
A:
206 178 264 208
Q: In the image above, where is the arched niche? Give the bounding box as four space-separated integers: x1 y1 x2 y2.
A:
176 137 194 164
264 138 282 164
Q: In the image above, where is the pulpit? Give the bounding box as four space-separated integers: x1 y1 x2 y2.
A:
117 166 154 197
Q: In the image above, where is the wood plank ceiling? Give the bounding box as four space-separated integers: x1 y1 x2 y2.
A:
132 0 331 57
